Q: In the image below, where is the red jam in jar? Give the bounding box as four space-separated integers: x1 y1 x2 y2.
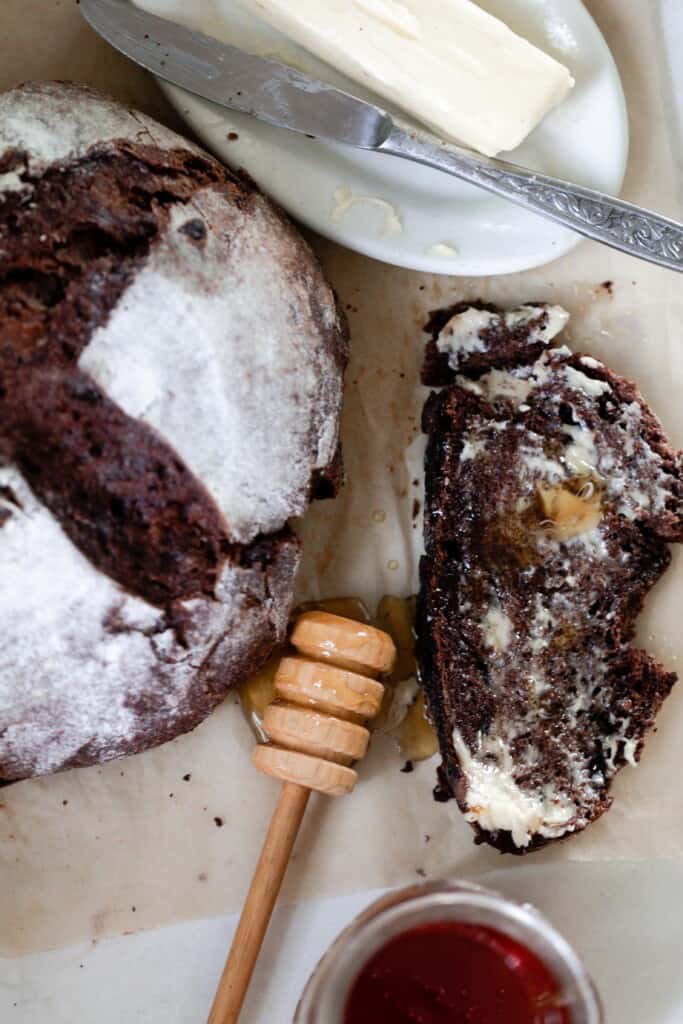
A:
343 920 571 1024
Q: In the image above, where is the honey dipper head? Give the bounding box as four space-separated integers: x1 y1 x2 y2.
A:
252 612 397 795
290 612 397 676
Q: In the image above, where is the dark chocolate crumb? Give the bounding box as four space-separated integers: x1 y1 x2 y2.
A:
433 782 452 803
600 280 614 295
415 868 427 878
424 834 431 843
412 498 421 520
182 773 191 782
131 906 136 912
62 799 68 806
400 760 414 773
227 132 239 141
214 816 224 827
179 218 207 242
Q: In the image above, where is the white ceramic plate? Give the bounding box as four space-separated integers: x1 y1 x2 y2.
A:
138 0 629 276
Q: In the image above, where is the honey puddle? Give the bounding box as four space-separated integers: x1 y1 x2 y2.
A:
238 595 438 766
537 476 602 541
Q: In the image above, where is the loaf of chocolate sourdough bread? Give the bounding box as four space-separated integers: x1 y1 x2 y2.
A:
418 302 683 852
0 82 348 783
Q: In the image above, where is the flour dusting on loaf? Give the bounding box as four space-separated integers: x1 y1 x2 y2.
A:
79 188 341 542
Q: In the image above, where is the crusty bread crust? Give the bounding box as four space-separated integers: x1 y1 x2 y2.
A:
0 83 347 782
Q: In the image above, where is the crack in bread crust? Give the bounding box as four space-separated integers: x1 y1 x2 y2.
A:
0 144 258 605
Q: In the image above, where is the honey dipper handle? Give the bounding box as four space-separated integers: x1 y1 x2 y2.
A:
207 782 311 1024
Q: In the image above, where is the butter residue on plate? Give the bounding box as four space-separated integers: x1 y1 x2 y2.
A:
425 243 459 259
331 185 403 236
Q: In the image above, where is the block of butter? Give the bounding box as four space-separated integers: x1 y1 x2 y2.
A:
240 0 574 156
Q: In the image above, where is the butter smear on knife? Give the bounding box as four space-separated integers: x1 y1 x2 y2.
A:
241 0 574 156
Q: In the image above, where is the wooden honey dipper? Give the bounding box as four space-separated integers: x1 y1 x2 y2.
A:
207 611 397 1024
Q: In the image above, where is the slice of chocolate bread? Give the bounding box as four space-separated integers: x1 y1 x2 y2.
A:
418 302 683 852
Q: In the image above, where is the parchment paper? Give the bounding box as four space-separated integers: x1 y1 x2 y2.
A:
1 0 682 957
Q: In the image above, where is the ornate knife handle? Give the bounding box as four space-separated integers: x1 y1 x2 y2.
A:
381 123 683 272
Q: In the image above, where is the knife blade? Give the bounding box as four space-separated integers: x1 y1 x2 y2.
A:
79 0 392 149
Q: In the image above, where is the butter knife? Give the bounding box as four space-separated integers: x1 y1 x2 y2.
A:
81 0 683 272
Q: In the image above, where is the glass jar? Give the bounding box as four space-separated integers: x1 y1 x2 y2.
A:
295 880 603 1024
